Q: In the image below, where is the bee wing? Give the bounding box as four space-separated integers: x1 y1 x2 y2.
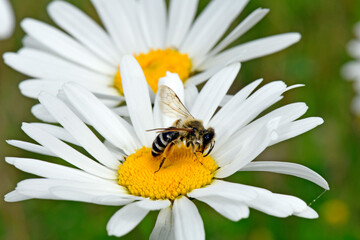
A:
147 127 193 133
158 85 194 120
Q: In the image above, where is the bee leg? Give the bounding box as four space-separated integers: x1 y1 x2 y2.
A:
189 142 203 165
154 142 175 173
154 157 166 173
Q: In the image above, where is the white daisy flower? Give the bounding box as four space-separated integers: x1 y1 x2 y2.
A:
3 0 301 120
342 22 360 115
0 0 15 39
5 56 328 239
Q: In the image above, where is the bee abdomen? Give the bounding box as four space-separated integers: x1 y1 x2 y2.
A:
151 131 179 157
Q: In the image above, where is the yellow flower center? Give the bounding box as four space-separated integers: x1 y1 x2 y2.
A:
114 48 192 94
118 146 218 200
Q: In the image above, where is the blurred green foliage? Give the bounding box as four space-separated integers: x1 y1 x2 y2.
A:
1 0 359 239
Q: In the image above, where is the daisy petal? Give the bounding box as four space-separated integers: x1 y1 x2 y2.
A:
107 199 168 237
200 33 301 71
166 0 198 48
62 83 140 155
195 196 249 221
209 78 263 130
48 1 119 64
294 206 319 219
21 123 118 180
22 35 53 53
6 140 54 156
215 118 279 177
0 0 15 39
240 161 329 190
138 0 166 49
30 123 79 145
173 196 205 240
91 0 147 54
181 0 248 66
150 207 173 240
191 63 240 125
31 104 57 123
213 81 287 150
4 49 112 84
120 55 155 147
209 8 269 56
155 72 185 128
188 180 257 202
5 157 109 183
185 64 224 86
4 191 32 202
270 117 324 145
21 18 116 74
184 83 199 109
39 92 120 170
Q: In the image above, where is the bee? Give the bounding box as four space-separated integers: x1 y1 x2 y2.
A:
148 85 215 172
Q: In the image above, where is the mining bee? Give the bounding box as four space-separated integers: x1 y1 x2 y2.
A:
148 85 215 172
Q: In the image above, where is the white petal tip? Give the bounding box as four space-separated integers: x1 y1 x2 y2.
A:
295 207 319 219
4 157 15 164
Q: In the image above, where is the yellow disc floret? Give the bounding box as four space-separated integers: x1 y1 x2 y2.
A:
114 48 192 95
118 145 218 200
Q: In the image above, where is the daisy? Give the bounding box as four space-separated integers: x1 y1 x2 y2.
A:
3 0 301 121
0 0 15 39
5 56 328 239
342 22 360 115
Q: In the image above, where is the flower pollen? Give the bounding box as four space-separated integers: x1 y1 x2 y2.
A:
118 145 218 200
114 48 192 94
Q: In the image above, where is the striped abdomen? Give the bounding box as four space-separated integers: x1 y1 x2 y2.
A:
151 131 179 157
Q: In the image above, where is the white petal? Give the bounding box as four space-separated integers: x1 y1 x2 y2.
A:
4 49 112 84
0 0 15 39
200 33 301 71
184 83 199 109
107 199 168 237
270 117 324 145
155 72 185 128
13 178 127 201
21 18 116 74
4 190 32 202
240 161 329 190
62 83 140 155
209 79 262 131
48 1 119 65
188 180 257 202
22 35 53 53
138 0 166 49
194 196 249 221
31 103 57 123
185 64 224 86
30 123 79 145
180 0 248 66
21 123 117 179
209 8 269 56
120 55 155 146
173 196 205 240
5 157 110 183
191 63 240 125
166 0 198 48
341 61 360 80
39 92 120 170
294 206 318 219
91 0 147 54
6 140 54 156
245 187 294 217
215 119 279 177
150 207 173 240
213 81 287 151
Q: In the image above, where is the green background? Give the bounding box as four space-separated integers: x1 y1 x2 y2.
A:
1 0 359 239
